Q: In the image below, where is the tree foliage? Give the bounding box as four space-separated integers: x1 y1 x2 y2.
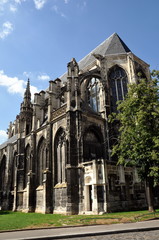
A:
109 71 159 211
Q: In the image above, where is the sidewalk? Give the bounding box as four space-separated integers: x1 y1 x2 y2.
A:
0 219 159 240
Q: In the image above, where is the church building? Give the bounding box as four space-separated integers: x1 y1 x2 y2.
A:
0 33 155 214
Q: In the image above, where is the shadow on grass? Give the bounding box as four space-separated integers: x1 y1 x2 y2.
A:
135 211 159 221
0 211 12 215
80 210 159 223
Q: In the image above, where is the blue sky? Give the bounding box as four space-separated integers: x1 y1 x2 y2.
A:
0 0 159 144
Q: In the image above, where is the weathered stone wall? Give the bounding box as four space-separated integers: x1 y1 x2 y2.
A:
53 187 67 213
35 187 44 213
107 165 147 212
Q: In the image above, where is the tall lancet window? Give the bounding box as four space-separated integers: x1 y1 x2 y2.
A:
24 145 31 188
87 77 100 112
83 129 104 162
37 137 47 186
54 129 66 185
11 152 17 191
109 66 128 112
0 155 6 192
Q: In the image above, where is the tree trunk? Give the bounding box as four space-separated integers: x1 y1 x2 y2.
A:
145 177 155 212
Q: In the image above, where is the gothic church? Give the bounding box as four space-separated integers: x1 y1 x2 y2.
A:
0 33 156 214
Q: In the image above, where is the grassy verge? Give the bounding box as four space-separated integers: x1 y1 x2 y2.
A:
0 210 159 231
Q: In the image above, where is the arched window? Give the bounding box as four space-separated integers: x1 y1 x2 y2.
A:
87 77 100 112
54 129 66 185
37 137 47 186
83 129 103 162
0 155 6 192
11 152 17 191
109 66 128 112
24 145 31 188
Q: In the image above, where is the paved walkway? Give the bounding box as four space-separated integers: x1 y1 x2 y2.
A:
64 230 159 240
0 219 159 240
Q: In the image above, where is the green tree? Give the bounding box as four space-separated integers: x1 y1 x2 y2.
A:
110 71 159 212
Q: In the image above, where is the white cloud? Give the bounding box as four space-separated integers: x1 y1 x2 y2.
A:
0 21 13 39
0 0 8 12
34 0 47 10
14 0 26 4
14 0 21 3
0 70 38 98
30 85 39 97
0 130 8 144
64 0 70 4
77 1 87 10
23 71 32 78
0 0 25 13
0 0 8 4
9 4 17 12
0 70 26 95
83 1 87 7
52 5 66 18
53 5 58 13
38 74 50 81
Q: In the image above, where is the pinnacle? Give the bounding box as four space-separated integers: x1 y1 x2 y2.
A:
24 78 31 100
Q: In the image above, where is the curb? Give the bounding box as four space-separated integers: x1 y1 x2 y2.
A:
14 226 159 240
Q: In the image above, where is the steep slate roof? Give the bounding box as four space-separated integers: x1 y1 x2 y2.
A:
0 134 18 150
61 33 131 82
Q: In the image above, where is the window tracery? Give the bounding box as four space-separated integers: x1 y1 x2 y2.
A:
54 129 66 185
37 138 47 186
87 77 100 112
109 66 128 112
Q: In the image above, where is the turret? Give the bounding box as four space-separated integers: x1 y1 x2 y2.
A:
66 58 80 111
19 79 33 136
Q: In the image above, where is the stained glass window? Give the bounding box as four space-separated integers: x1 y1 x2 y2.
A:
109 66 128 112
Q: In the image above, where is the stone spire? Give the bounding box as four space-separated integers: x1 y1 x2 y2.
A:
19 79 33 136
20 79 32 111
23 79 31 105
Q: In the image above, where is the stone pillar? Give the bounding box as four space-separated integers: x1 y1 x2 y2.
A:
127 53 137 83
66 166 79 215
13 166 17 211
32 108 36 131
65 58 80 215
102 160 108 213
15 138 25 210
54 78 61 109
100 58 110 213
92 185 98 214
66 77 72 111
48 80 57 122
48 96 52 122
84 185 89 211
26 170 35 212
92 160 98 213
78 167 84 213
43 168 52 213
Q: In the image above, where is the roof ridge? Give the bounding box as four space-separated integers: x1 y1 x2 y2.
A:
60 33 131 81
105 33 131 55
78 33 116 65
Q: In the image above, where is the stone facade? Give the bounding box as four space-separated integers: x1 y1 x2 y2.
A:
0 33 158 214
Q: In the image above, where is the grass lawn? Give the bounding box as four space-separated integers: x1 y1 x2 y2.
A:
0 210 159 231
